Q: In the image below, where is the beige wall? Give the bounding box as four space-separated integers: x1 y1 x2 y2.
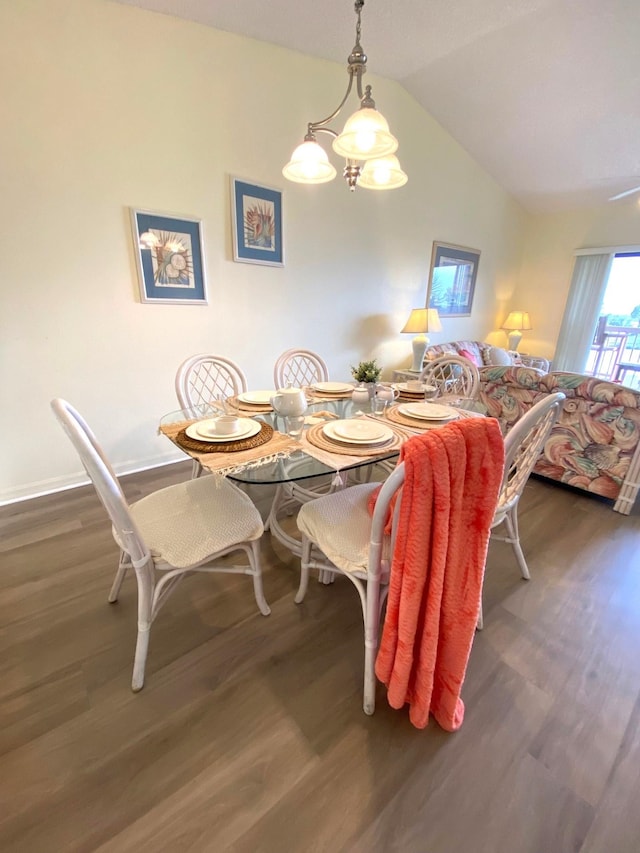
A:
1 0 531 502
514 200 640 361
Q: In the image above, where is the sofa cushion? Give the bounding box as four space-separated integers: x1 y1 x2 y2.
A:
458 347 481 367
487 346 514 366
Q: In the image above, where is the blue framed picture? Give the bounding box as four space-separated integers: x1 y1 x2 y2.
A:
231 177 284 267
427 241 480 317
131 209 207 304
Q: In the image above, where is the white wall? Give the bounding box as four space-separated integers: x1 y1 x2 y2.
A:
0 0 529 503
514 200 640 361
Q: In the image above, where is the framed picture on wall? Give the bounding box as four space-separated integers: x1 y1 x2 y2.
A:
131 209 207 304
427 241 481 317
230 177 284 266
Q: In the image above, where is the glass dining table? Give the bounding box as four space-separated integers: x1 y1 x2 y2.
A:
159 396 399 483
159 393 484 558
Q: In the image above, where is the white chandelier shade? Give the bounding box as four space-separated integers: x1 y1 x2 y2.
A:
282 140 337 184
332 107 398 161
358 154 408 190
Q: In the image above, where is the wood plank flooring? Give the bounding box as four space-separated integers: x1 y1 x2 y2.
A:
1 465 640 852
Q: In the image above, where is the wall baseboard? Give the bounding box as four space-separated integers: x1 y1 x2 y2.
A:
0 452 185 507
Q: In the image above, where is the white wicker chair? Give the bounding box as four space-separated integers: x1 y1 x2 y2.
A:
480 391 565 627
490 392 565 575
295 464 405 715
273 348 329 389
420 354 480 399
175 353 248 407
51 398 269 692
175 354 248 477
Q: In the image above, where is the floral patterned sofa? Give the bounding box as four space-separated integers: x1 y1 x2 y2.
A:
423 340 550 372
478 365 640 514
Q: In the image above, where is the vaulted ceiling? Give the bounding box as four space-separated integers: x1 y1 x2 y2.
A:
113 0 640 213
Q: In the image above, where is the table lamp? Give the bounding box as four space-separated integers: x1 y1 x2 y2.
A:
501 310 532 351
401 307 442 372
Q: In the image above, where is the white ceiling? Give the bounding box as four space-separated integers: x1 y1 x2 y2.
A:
112 0 640 212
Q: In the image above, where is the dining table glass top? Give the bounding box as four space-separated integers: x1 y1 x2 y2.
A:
159 392 486 486
159 396 400 485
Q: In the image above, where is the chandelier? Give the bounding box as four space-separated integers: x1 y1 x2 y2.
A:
282 0 407 192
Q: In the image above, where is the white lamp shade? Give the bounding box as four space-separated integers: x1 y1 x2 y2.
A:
358 154 408 190
501 310 531 351
332 107 398 160
401 307 442 334
283 140 337 184
501 310 532 331
401 308 442 372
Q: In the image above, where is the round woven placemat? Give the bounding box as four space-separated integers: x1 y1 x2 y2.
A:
305 421 403 456
175 421 274 453
396 392 426 402
228 395 273 413
385 404 459 430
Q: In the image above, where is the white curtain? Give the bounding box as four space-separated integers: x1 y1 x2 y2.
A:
552 253 614 372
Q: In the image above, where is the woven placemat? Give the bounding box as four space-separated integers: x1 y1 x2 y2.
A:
305 421 404 456
385 404 459 430
174 421 274 453
227 395 273 413
397 392 426 402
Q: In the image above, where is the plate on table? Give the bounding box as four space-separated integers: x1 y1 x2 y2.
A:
393 382 424 394
238 390 275 405
398 402 458 421
312 381 353 394
323 419 393 445
186 417 261 443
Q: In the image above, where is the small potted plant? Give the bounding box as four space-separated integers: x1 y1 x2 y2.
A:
351 359 382 397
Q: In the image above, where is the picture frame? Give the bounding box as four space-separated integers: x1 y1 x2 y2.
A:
131 209 207 304
230 177 284 266
427 241 481 317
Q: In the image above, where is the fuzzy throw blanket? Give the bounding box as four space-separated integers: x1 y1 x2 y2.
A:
371 417 504 730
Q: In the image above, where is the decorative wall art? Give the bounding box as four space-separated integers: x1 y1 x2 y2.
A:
231 177 284 266
427 241 481 317
131 209 207 304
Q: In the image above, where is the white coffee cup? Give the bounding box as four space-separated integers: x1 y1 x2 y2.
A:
406 380 424 392
214 414 240 436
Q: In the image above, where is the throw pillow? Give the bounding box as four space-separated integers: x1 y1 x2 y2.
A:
487 346 514 366
458 348 481 367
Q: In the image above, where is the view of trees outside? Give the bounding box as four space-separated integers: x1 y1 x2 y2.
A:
601 255 640 324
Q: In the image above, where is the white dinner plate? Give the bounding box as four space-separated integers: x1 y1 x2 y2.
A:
323 420 393 445
186 418 261 443
332 419 387 441
393 382 425 393
398 402 459 421
312 381 353 393
238 390 275 405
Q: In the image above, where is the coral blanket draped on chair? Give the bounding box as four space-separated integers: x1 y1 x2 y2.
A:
372 418 504 730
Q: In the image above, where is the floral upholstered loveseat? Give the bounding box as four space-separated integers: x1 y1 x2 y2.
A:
423 340 550 373
478 366 640 514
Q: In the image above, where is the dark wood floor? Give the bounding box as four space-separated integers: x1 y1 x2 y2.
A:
1 464 640 852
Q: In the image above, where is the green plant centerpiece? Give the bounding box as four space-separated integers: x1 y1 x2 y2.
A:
351 359 382 391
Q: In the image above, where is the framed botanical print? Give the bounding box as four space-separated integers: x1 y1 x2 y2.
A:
131 209 207 304
427 241 481 317
230 177 284 266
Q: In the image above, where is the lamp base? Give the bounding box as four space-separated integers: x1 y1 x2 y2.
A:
410 334 429 373
507 330 523 351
